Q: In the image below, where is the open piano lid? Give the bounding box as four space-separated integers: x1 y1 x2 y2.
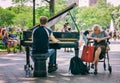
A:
47 3 77 27
30 3 78 31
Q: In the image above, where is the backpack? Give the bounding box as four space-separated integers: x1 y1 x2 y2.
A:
69 56 89 75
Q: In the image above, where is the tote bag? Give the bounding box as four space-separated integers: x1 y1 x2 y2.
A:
81 45 94 62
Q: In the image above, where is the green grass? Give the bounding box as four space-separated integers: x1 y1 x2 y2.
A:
0 40 7 52
0 45 7 52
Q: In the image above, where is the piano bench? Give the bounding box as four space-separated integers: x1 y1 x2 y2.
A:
32 53 48 77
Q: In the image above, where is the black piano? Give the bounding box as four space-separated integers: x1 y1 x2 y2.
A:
21 3 80 71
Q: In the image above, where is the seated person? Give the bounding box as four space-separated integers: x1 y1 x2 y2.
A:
0 27 6 38
7 28 19 53
87 24 111 74
0 28 2 38
32 16 60 73
1 28 9 48
82 29 92 45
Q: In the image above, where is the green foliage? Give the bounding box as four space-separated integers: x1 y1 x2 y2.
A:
36 6 50 19
6 6 33 28
36 0 68 30
53 0 72 30
111 6 120 29
75 0 112 30
55 0 67 13
0 0 119 31
95 0 109 9
6 6 20 14
36 0 67 20
13 12 32 29
0 7 15 26
7 5 32 14
12 0 28 5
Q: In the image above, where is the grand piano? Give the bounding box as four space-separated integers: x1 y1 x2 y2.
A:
21 3 80 71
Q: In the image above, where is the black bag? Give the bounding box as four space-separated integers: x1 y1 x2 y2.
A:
69 56 89 75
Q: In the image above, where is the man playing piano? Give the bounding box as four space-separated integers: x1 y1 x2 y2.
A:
32 16 60 73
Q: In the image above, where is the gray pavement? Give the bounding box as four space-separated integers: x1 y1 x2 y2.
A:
0 40 120 83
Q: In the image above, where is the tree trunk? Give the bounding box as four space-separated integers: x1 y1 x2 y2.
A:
49 0 55 31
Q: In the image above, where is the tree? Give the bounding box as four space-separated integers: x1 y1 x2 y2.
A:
111 6 120 29
45 0 55 16
75 0 112 30
7 6 33 28
36 0 68 31
13 12 32 29
0 7 15 26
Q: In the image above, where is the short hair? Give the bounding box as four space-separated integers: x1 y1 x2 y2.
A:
39 16 48 25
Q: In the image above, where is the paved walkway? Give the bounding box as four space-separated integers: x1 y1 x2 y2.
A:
0 40 120 83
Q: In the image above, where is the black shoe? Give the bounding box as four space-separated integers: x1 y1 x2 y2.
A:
64 50 66 52
91 64 94 69
70 50 73 52
66 50 69 52
48 64 58 73
94 70 98 75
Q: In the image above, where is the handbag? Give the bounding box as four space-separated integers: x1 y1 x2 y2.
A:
81 45 94 62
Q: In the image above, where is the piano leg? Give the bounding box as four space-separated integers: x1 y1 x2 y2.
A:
26 46 30 65
54 49 57 64
24 46 33 77
19 33 22 53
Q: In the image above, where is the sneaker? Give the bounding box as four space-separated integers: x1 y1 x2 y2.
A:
14 50 17 53
48 64 58 73
91 64 94 69
94 70 98 75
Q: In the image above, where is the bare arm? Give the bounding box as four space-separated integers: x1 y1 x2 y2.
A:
100 36 111 41
87 36 97 40
87 36 111 43
49 33 60 43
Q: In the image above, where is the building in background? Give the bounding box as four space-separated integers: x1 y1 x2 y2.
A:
79 0 120 7
67 0 79 5
107 0 120 6
79 0 89 7
89 0 98 6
